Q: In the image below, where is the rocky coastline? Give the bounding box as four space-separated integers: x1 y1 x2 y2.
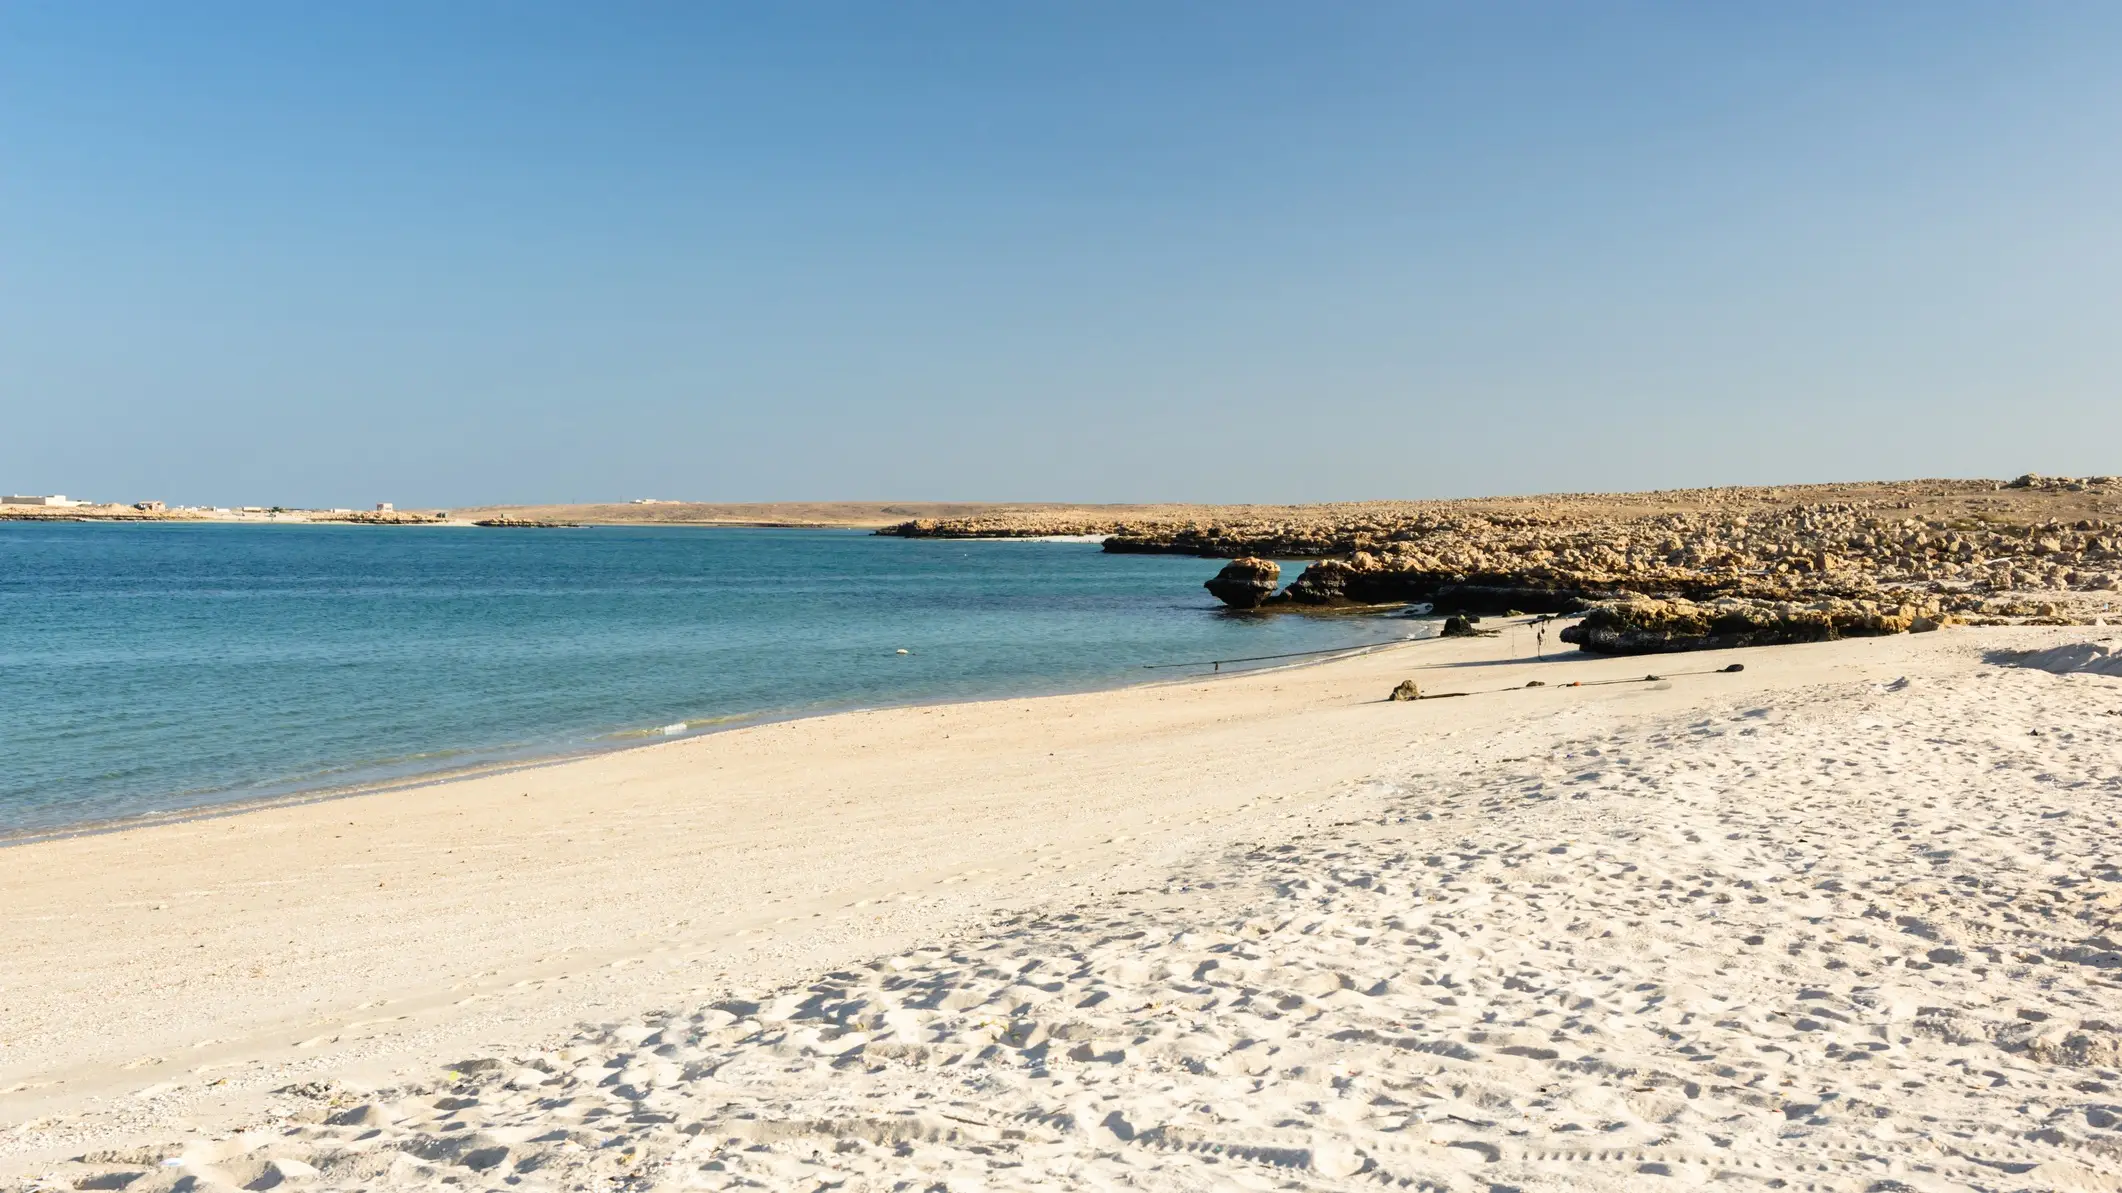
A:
1555 595 1949 655
895 477 2122 654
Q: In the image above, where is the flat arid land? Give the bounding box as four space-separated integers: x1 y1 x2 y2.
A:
1 500 1130 528
474 477 2122 534
7 623 2122 1190
449 502 1154 528
45 474 2119 538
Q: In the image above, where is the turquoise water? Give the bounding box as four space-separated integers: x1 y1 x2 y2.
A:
0 523 1405 833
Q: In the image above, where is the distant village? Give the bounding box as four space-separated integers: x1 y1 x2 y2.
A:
0 492 702 527
1 493 451 523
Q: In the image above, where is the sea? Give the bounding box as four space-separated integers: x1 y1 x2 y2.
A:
0 522 1412 835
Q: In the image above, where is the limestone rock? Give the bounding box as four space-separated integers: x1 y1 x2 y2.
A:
887 479 2122 626
1277 558 1357 604
1558 596 1943 656
1389 680 1420 701
1203 557 1281 609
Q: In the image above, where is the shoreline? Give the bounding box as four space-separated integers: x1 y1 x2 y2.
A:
5 621 2119 1186
0 623 1426 849
0 627 1472 1150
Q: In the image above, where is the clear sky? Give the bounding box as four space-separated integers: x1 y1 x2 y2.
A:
4 3 2118 508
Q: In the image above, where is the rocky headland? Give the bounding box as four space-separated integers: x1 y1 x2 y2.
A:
891 476 2122 653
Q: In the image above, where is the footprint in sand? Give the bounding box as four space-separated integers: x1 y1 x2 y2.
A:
35 668 2122 1192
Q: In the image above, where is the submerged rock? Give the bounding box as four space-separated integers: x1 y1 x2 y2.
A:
1204 557 1281 609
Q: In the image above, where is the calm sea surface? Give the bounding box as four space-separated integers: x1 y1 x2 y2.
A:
0 523 1407 833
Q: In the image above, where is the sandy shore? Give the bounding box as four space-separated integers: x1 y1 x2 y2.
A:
6 622 2122 1190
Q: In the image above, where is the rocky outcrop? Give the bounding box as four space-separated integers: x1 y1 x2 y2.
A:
2005 473 2120 492
1203 558 1281 609
887 479 2122 631
1278 512 2121 606
1274 558 1356 603
1558 596 1948 655
472 518 576 528
1242 493 2122 631
1273 556 1607 612
1388 680 1420 701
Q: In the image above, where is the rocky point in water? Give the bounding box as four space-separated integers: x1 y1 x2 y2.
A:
1203 558 1280 609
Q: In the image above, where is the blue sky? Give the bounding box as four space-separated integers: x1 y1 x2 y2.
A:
3 3 2118 507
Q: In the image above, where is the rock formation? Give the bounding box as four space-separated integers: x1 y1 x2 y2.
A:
1558 596 1947 655
1203 558 1281 609
1389 680 1420 701
883 477 2122 644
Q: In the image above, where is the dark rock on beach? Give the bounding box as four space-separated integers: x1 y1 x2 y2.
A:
1204 557 1281 609
1558 596 1945 656
1270 554 1601 613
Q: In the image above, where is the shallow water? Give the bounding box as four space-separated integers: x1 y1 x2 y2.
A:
0 523 1404 831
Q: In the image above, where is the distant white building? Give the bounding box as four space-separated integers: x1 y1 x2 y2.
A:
375 502 395 512
2 494 81 507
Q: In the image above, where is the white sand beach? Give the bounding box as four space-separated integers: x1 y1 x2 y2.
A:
6 622 2122 1191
